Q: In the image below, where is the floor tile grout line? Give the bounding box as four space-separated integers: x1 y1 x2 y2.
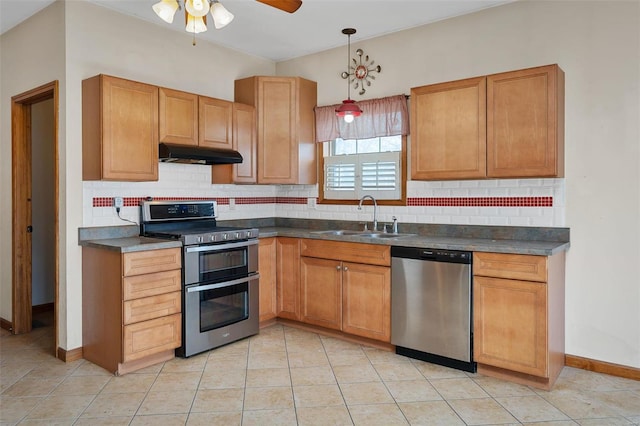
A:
317 332 356 425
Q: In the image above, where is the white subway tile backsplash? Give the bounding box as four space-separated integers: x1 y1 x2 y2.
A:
83 167 565 227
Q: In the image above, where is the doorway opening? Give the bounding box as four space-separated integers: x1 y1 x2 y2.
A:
11 81 59 358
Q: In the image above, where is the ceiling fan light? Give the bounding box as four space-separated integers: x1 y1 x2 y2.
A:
185 0 210 17
152 0 179 24
186 14 208 33
211 1 234 29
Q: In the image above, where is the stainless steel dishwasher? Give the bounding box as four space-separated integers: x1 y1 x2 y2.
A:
391 246 476 372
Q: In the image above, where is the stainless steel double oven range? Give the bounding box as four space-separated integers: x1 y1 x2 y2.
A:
140 200 259 357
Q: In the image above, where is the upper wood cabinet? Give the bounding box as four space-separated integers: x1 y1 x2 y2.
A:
487 65 564 178
234 76 317 184
410 64 564 180
82 74 159 181
212 102 257 184
411 76 487 180
159 88 233 149
199 96 233 149
159 88 198 146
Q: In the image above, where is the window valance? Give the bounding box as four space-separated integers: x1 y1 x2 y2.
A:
314 94 409 142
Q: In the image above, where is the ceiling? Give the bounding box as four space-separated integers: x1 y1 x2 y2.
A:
1 0 512 61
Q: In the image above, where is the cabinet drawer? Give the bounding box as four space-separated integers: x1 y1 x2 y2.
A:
124 291 181 325
123 313 181 362
301 239 390 266
474 252 547 282
123 269 182 300
123 248 181 277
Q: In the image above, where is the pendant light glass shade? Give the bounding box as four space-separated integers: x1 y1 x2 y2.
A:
152 0 179 23
185 0 210 17
211 1 234 29
186 15 208 33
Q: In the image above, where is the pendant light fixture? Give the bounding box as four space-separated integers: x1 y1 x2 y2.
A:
336 28 363 123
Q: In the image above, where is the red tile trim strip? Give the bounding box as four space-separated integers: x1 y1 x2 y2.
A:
406 196 553 207
93 196 551 208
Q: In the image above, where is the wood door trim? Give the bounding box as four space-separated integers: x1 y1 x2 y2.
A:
11 81 60 360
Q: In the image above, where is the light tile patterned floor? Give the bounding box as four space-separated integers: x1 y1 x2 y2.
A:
1 318 639 425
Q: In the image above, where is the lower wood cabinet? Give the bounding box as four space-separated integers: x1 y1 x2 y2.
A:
342 261 391 342
258 237 277 322
473 251 565 390
300 256 342 330
82 246 182 375
276 237 301 320
299 239 391 343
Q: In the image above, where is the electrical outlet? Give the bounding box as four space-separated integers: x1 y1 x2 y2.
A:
229 198 236 210
113 197 124 208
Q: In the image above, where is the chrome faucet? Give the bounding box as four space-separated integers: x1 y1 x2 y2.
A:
358 195 378 231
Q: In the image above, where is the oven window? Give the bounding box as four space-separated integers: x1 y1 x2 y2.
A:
199 282 249 332
199 248 247 282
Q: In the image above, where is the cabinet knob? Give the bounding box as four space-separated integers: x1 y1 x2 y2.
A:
343 266 348 271
336 265 341 271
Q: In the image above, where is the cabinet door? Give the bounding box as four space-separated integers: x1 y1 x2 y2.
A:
487 64 564 177
276 237 300 320
159 88 198 146
258 237 277 322
342 262 391 342
199 96 233 149
411 76 486 180
300 256 342 330
88 75 159 181
474 276 548 377
257 77 297 184
233 102 257 183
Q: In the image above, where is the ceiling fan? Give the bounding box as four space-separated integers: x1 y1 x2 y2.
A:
256 0 302 13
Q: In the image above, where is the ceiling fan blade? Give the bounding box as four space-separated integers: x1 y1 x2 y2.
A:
256 0 302 13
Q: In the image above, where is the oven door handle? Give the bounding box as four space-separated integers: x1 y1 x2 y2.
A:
186 273 260 293
185 239 259 253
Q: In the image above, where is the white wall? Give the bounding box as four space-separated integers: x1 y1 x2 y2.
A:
31 98 56 306
278 0 640 368
0 1 65 327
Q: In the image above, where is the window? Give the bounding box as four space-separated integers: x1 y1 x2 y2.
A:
323 136 402 200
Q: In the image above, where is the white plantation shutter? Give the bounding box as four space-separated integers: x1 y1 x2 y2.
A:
325 152 400 200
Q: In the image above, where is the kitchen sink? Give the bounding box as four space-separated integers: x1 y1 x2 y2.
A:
312 230 415 239
312 229 367 236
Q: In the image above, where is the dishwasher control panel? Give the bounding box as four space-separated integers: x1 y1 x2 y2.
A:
391 246 471 264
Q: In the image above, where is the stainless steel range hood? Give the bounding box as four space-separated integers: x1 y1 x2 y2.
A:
159 143 243 165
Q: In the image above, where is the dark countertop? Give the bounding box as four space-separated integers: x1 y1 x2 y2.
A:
80 236 182 253
258 227 569 256
78 221 569 256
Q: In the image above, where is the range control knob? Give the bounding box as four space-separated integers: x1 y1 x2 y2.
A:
247 231 252 238
235 232 241 239
196 236 203 243
210 235 216 242
222 233 228 240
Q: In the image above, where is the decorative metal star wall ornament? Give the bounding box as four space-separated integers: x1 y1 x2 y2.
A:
341 48 382 95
